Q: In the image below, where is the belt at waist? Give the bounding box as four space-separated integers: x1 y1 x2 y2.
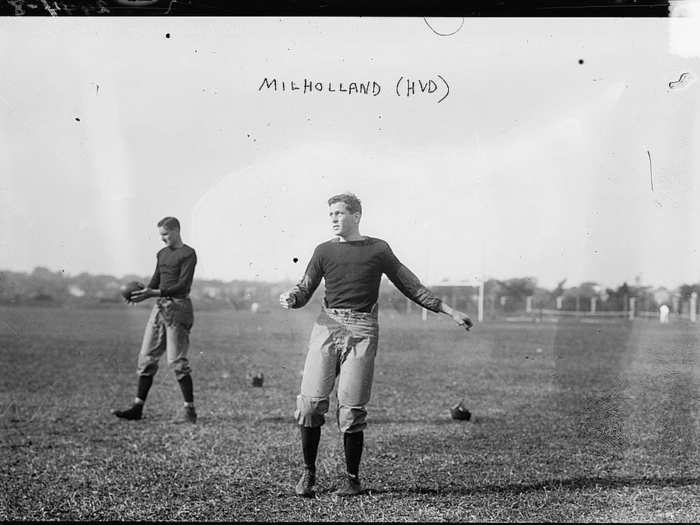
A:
323 301 377 314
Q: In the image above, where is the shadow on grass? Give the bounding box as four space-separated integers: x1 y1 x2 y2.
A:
367 475 700 496
257 416 294 424
106 414 300 426
254 415 485 426
253 415 488 427
368 417 486 426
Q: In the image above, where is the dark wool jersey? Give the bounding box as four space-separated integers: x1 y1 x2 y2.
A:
147 244 197 299
290 237 442 313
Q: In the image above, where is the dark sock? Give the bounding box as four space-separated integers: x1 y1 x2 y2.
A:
177 374 194 404
300 426 321 472
344 431 364 478
136 375 154 402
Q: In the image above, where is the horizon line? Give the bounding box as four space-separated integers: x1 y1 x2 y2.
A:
0 266 693 291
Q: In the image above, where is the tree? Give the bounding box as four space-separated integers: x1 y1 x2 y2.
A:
678 283 700 300
498 277 537 312
553 278 567 296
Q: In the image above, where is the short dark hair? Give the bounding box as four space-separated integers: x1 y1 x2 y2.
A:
157 216 181 231
328 193 362 215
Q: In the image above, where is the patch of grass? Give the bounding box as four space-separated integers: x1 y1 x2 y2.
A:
1 306 699 521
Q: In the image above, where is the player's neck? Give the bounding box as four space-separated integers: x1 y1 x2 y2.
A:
338 231 364 242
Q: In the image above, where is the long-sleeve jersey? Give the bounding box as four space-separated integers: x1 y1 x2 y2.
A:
147 244 197 299
289 237 442 313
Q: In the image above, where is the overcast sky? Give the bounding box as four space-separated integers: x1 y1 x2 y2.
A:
1 17 699 289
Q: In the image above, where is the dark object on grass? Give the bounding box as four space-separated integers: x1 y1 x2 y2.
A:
252 372 264 387
450 401 471 421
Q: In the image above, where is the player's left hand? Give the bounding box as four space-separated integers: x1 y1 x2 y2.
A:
279 291 294 309
130 287 156 303
452 311 473 331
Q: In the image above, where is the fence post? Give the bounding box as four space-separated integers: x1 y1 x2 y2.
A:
691 292 697 322
478 281 484 322
629 297 636 320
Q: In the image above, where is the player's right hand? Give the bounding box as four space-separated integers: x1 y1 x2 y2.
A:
130 288 154 303
452 311 473 331
279 292 294 309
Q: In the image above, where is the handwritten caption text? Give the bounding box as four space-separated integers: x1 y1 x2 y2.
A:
258 76 451 103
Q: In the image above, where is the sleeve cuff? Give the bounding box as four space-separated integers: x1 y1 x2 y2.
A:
289 293 299 308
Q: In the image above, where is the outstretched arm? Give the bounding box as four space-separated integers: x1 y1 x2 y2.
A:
383 246 473 331
280 248 323 310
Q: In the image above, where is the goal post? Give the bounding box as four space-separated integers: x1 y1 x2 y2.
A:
425 278 485 323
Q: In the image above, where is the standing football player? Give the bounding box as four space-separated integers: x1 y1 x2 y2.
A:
280 193 473 497
112 216 198 423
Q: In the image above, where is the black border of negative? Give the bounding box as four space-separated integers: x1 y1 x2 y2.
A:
0 0 673 17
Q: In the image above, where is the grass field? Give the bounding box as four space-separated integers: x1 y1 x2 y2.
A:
1 304 699 521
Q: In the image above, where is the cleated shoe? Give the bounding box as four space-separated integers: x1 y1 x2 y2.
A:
336 474 362 497
295 469 316 497
175 405 197 424
112 404 143 421
184 406 197 424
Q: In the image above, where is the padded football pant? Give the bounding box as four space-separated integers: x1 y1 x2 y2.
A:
136 297 194 380
295 305 379 433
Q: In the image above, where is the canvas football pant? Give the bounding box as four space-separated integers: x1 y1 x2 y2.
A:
295 305 379 433
136 297 194 380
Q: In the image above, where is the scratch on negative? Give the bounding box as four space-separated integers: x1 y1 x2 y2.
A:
423 17 465 37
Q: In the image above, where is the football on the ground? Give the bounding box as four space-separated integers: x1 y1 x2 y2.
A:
120 281 144 300
450 401 471 421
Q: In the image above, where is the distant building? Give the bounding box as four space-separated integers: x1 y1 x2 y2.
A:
652 287 672 306
68 285 85 297
202 286 221 299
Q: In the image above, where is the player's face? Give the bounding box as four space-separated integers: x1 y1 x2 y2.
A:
329 202 359 237
159 226 180 247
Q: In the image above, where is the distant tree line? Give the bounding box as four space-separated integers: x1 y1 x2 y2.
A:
0 267 695 317
0 267 298 311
